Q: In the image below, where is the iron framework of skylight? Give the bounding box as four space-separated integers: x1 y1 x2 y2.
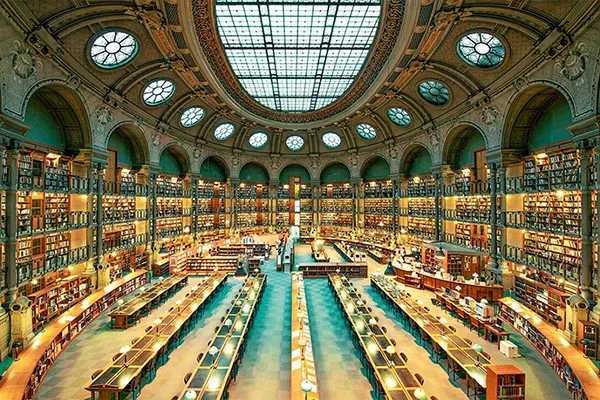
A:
215 0 381 113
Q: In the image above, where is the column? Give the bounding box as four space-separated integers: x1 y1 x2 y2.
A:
391 176 399 236
85 160 95 265
311 180 320 232
94 162 106 264
269 179 278 229
579 144 593 301
351 179 361 232
149 169 158 255
433 171 442 242
488 162 500 278
230 178 239 229
498 166 507 263
4 139 22 304
191 175 199 244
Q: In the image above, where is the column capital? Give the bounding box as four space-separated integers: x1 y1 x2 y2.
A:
0 112 31 140
568 114 600 145
73 149 109 166
310 179 320 187
485 149 523 168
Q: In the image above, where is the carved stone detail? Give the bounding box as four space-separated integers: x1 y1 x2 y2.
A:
9 40 42 79
480 106 499 125
95 105 113 126
554 42 589 85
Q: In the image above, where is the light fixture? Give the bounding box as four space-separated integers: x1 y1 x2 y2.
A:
301 380 313 396
413 176 421 184
536 153 548 159
480 298 488 305
120 345 131 363
462 168 471 176
183 225 191 234
556 190 564 198
472 343 483 353
455 285 462 292
435 247 446 260
209 345 219 363
159 245 169 256
385 345 396 354
184 390 198 400
414 388 427 400
154 318 162 333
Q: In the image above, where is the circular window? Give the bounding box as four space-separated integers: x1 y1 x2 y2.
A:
214 123 235 140
143 79 175 106
180 107 205 127
249 132 268 149
286 135 305 151
457 32 505 68
356 123 376 140
418 81 450 106
322 132 342 149
90 30 138 68
387 108 411 127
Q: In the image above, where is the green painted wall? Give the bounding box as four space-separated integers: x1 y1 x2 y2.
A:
239 163 269 182
24 96 64 148
529 97 573 149
279 164 310 183
107 131 133 166
362 157 390 181
458 133 485 166
160 149 184 175
200 157 227 181
409 149 432 175
321 163 351 183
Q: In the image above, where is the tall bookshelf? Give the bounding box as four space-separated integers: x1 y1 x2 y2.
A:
196 180 226 233
364 181 393 232
320 183 353 230
236 183 269 228
486 365 526 400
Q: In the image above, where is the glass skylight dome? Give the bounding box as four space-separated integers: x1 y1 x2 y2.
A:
215 0 381 113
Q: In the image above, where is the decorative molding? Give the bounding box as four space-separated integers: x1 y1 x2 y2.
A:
9 40 42 79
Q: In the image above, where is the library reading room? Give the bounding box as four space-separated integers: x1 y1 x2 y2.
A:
2 1 600 400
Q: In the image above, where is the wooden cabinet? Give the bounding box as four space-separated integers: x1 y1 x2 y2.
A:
486 364 525 400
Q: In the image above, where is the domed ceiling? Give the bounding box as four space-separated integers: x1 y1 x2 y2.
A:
0 0 576 156
193 0 392 121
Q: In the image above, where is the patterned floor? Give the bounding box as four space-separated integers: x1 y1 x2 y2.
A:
36 276 242 400
35 242 573 400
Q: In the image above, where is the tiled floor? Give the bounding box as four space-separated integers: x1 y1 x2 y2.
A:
227 254 291 399
34 241 575 400
35 276 241 400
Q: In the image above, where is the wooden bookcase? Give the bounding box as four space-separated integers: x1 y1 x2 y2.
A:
297 262 368 278
577 321 599 359
514 274 567 328
186 256 238 274
27 275 90 332
486 364 525 400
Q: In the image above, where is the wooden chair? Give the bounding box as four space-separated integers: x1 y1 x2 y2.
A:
374 316 380 322
415 373 425 385
381 326 387 333
91 369 103 380
367 307 373 312
481 351 491 361
464 338 473 345
390 338 397 346
112 353 121 361
423 306 430 312
400 352 408 363
171 396 179 400
448 325 457 333
131 337 139 345
145 326 153 333
197 352 204 362
184 372 192 384
168 307 174 312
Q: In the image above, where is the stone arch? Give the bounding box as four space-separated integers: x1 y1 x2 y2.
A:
199 155 230 181
502 81 576 152
320 161 352 183
278 162 311 183
105 122 150 168
159 143 191 175
442 123 488 169
399 143 432 176
360 155 391 180
239 161 270 182
22 81 93 152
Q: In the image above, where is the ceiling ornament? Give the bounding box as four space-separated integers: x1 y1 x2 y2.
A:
431 9 472 32
554 42 589 85
190 0 406 123
95 105 114 126
9 40 42 79
480 106 499 125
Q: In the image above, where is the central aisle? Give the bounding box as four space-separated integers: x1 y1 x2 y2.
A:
226 254 292 399
296 244 374 399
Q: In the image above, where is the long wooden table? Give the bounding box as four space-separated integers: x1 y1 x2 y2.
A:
329 273 431 400
109 275 188 328
291 272 319 400
371 275 489 397
178 274 267 400
499 297 600 400
85 274 226 400
0 270 149 400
